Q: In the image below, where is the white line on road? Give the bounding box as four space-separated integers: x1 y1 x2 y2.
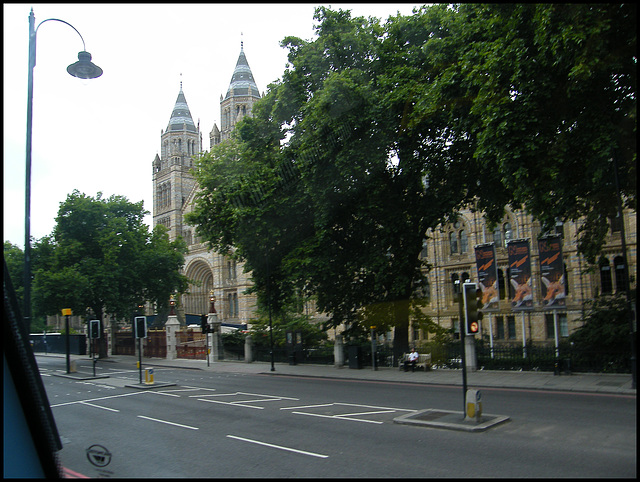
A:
226 435 328 459
291 411 383 424
280 403 333 410
79 401 120 412
51 391 146 407
336 410 397 417
335 402 416 412
197 398 264 409
137 415 199 430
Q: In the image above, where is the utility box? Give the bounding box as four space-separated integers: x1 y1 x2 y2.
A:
465 389 482 422
144 367 154 385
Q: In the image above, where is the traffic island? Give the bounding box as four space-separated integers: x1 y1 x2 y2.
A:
394 408 510 432
124 381 177 390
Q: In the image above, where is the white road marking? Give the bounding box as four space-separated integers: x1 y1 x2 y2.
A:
291 411 383 424
281 403 333 410
79 401 120 412
137 415 198 430
197 398 264 409
226 435 328 458
51 391 146 407
335 402 416 412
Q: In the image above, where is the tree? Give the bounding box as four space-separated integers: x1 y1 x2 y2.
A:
188 4 636 360
189 7 467 359
418 4 636 263
4 242 24 308
33 191 189 341
568 294 633 372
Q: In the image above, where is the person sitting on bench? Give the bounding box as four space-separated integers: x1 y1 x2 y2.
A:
404 348 419 372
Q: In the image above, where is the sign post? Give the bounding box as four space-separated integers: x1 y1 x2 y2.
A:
134 316 147 384
61 308 72 373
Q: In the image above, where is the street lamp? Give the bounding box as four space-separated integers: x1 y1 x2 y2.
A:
23 9 102 333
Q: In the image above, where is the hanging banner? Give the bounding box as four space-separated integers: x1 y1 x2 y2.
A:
507 239 533 311
474 243 499 311
538 235 566 309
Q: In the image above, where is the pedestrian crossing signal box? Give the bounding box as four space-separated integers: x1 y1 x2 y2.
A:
89 319 101 339
134 316 147 339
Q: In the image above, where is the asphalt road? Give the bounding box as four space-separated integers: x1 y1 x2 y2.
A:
37 357 636 478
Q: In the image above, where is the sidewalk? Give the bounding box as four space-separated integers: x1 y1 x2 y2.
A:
36 352 636 396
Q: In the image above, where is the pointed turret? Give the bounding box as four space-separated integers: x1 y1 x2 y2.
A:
217 40 262 143
167 83 198 133
224 40 261 101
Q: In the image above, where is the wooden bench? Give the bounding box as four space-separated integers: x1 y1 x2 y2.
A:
399 353 432 371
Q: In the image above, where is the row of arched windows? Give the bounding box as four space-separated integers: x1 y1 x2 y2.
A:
157 181 171 209
222 104 247 130
449 221 514 255
599 256 628 295
162 138 198 158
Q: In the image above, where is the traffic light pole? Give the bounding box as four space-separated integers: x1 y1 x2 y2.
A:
138 337 142 384
455 280 468 415
92 338 97 377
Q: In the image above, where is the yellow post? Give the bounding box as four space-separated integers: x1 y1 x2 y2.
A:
144 367 154 385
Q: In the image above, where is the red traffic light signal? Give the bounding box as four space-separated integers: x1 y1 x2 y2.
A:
463 282 482 335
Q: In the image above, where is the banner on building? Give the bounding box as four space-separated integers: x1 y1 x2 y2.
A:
507 239 533 311
474 243 499 311
538 235 566 309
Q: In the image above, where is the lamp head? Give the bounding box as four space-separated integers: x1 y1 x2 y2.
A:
67 51 102 79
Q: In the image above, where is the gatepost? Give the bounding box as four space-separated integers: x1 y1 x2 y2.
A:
165 314 180 361
208 312 223 360
334 334 344 368
245 335 253 363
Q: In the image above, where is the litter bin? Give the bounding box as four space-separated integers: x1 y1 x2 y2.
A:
348 345 363 369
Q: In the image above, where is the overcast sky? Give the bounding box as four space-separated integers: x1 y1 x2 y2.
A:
3 3 422 248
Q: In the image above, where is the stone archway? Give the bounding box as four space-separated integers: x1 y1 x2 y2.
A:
183 258 213 317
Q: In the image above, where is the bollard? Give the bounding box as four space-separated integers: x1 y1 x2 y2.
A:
144 367 154 385
465 389 482 422
69 360 77 373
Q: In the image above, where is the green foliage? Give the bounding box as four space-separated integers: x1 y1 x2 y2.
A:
4 241 24 307
421 4 636 263
248 312 328 349
32 190 189 326
569 294 632 355
187 5 636 360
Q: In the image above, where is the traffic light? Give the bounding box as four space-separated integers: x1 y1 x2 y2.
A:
134 316 147 339
463 282 483 335
200 314 209 334
89 319 101 339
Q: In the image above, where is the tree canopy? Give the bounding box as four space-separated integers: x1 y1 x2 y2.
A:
33 190 189 326
187 5 636 355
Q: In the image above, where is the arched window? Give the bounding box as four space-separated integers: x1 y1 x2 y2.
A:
493 227 502 247
450 231 458 254
497 268 506 299
614 256 627 293
459 230 468 254
600 258 612 294
503 222 512 246
420 239 429 259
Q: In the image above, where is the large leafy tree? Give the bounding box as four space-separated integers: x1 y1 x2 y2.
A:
189 7 462 358
188 4 636 358
33 190 189 333
418 3 636 263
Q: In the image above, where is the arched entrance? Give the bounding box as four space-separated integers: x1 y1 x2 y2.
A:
183 258 213 317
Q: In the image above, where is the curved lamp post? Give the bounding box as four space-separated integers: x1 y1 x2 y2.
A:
24 9 103 332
